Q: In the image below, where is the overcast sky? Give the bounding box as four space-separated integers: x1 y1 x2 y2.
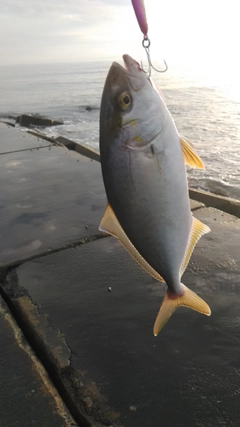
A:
1 0 239 74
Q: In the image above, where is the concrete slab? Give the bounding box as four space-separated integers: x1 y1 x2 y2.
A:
2 207 240 427
55 136 100 162
189 188 240 218
189 199 205 211
0 295 77 427
0 145 107 267
0 123 52 154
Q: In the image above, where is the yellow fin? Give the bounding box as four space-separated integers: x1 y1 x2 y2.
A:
153 284 211 336
99 204 165 283
180 217 211 278
180 136 205 169
182 136 194 148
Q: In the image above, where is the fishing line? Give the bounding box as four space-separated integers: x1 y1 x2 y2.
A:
131 0 168 76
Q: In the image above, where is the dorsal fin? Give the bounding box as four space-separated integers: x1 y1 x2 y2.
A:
180 136 205 169
99 204 165 283
180 216 211 278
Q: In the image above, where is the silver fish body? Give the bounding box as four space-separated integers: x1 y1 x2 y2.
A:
99 55 211 334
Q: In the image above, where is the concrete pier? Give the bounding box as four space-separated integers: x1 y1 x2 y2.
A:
0 123 239 427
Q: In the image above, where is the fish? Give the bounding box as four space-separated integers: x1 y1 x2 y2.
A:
99 54 211 335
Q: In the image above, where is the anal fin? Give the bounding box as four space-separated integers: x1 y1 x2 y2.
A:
99 204 165 283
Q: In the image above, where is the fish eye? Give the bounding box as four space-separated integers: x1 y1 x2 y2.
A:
118 92 132 111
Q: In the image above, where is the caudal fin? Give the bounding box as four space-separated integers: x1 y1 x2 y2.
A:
153 284 211 336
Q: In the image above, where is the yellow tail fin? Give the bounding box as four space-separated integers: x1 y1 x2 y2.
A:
153 284 211 336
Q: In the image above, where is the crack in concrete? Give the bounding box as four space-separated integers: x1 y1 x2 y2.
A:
0 278 89 426
0 297 78 427
191 205 205 212
0 264 123 427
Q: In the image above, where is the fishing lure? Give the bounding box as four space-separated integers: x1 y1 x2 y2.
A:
131 0 168 76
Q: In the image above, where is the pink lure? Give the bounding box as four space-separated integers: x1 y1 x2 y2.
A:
131 0 148 36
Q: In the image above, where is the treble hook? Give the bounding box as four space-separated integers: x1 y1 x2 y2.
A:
131 1 168 76
141 36 168 77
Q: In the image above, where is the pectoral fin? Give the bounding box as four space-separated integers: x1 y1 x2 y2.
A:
180 136 205 169
153 284 211 336
99 204 165 283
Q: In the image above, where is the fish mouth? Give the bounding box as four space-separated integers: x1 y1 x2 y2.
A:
110 55 142 73
122 54 142 72
123 54 154 88
107 55 146 93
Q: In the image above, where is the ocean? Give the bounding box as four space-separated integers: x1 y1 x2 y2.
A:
0 61 240 200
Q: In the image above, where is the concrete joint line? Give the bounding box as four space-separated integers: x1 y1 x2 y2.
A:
0 233 109 271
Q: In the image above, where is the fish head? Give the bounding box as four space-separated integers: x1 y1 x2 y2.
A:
123 54 167 104
100 54 165 154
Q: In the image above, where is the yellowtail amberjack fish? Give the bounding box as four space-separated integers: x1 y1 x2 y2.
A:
99 54 211 335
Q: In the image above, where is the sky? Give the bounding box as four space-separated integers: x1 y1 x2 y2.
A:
1 0 240 77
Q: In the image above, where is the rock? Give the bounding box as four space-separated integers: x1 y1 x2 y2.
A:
16 114 63 128
83 105 99 111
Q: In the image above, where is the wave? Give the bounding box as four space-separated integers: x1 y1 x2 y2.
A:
189 177 240 201
0 112 18 119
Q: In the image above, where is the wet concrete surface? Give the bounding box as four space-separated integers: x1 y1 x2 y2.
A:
0 123 52 154
0 144 106 267
1 123 240 427
2 207 240 427
0 295 77 427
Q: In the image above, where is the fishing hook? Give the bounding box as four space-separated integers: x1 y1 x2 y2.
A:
131 1 168 76
141 36 168 77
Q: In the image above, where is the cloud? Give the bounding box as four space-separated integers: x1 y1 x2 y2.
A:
1 0 239 68
0 0 137 64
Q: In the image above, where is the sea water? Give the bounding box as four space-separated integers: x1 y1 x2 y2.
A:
0 61 239 200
